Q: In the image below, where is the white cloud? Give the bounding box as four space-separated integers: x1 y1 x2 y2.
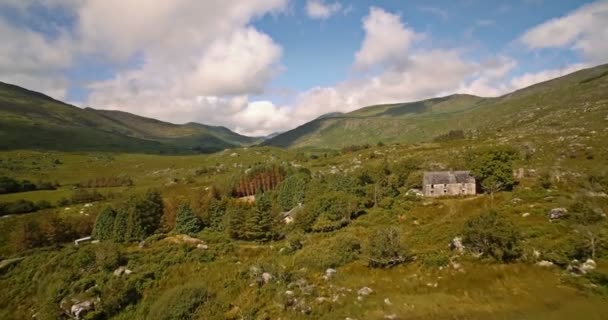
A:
354 7 423 69
509 63 588 90
520 1 608 63
305 0 343 20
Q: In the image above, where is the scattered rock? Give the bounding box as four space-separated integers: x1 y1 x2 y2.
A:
113 266 133 277
549 208 568 220
426 282 438 288
357 287 373 297
316 297 328 303
522 212 530 217
197 243 209 250
230 153 239 157
533 249 541 258
323 268 337 280
511 197 523 204
449 237 465 253
581 259 596 272
285 290 295 296
384 314 398 320
261 272 273 284
384 298 392 306
138 241 146 249
165 234 204 246
70 300 94 320
536 260 554 267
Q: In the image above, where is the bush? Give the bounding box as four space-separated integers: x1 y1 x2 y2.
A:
124 189 164 241
462 211 522 262
298 191 359 232
368 227 410 268
147 284 214 320
294 234 361 269
95 243 125 272
174 202 202 235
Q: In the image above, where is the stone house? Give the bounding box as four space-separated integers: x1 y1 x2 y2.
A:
423 171 476 197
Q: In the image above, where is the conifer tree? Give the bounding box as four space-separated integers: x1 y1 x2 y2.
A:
174 202 202 235
92 206 117 241
112 209 128 243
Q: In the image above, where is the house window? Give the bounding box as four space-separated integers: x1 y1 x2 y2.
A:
444 189 447 194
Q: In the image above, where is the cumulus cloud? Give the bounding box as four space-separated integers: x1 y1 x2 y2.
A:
305 0 343 20
520 1 608 63
509 63 588 90
0 2 599 136
354 7 423 69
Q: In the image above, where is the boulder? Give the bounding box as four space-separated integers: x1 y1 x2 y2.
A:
197 243 209 250
406 189 424 197
449 237 465 253
384 298 392 306
113 266 133 277
549 208 568 220
536 260 554 267
70 300 94 320
324 268 337 280
357 287 373 296
581 259 596 272
261 272 273 284
522 212 530 217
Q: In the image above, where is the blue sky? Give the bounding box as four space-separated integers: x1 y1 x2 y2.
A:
0 0 606 135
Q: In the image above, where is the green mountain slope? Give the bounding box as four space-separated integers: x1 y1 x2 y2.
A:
264 64 608 149
0 82 258 153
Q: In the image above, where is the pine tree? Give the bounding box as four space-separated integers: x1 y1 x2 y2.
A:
244 192 274 241
92 206 117 241
113 208 128 243
126 189 164 240
208 198 226 231
174 202 202 235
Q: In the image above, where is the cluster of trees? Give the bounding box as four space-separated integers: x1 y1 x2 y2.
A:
341 144 372 154
232 165 286 197
433 130 466 142
0 176 58 194
11 214 94 251
92 190 164 242
77 175 133 188
228 193 277 241
467 146 519 197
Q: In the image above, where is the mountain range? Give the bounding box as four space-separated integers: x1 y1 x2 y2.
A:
1 63 607 153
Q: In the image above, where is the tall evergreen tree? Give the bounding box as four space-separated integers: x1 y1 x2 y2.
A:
126 189 164 240
113 209 128 243
174 202 202 235
92 206 117 241
207 198 226 231
244 192 274 241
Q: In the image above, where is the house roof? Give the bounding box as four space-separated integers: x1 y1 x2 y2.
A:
423 171 475 184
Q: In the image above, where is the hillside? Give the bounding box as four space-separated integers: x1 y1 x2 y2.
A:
0 82 258 153
264 64 608 149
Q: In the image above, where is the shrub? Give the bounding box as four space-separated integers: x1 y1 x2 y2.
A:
70 188 105 204
569 200 605 225
95 243 125 272
300 191 359 232
294 234 361 269
368 227 410 268
174 202 202 235
148 284 214 320
462 211 522 262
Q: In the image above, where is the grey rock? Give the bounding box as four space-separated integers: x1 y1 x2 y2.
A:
549 208 568 220
581 259 596 272
70 300 94 320
261 272 273 284
450 237 465 253
357 287 373 296
536 260 554 267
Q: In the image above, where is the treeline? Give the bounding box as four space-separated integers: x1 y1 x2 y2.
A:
92 190 164 242
77 176 133 188
341 144 371 154
1 189 107 217
433 129 466 142
232 164 286 197
10 213 95 251
0 176 58 194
